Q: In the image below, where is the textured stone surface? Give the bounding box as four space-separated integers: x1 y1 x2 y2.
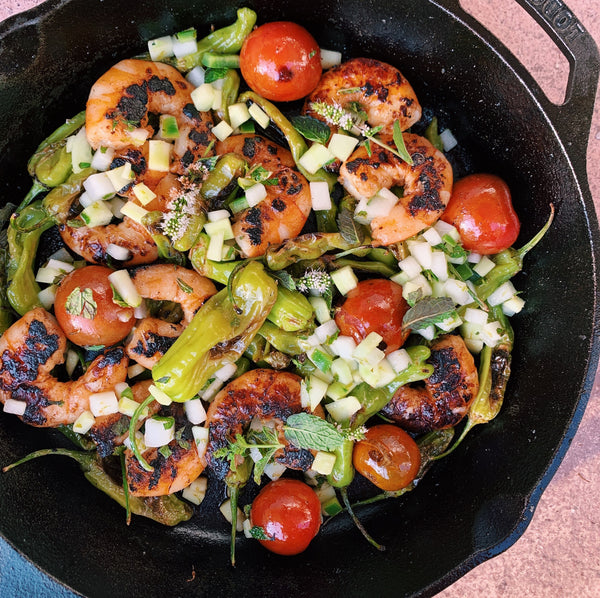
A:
0 1 598 596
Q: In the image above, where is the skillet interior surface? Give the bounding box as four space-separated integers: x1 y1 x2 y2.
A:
0 0 598 596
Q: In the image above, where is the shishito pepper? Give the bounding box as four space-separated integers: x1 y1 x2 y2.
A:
152 261 278 402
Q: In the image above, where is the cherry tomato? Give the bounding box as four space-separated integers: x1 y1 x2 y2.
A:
240 21 322 102
250 478 322 555
441 173 520 255
54 265 135 347
353 424 421 491
335 279 410 353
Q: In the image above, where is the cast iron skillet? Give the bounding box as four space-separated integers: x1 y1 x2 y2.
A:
0 1 598 596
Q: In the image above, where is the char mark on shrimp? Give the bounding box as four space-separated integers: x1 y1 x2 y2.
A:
16 385 55 426
130 331 178 359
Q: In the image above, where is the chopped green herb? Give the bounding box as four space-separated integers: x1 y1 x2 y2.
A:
177 278 194 294
65 287 97 319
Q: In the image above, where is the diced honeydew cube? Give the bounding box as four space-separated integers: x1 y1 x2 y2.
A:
206 231 225 262
326 381 355 401
436 313 463 332
416 325 436 341
89 391 119 417
467 251 482 264
359 357 397 388
228 102 251 129
35 266 62 285
248 102 270 129
148 140 171 172
353 332 385 367
443 278 471 305
311 451 337 475
264 461 287 481
182 476 208 505
211 88 223 112
72 410 95 434
145 417 175 447
184 398 207 425
326 395 362 423
309 181 332 211
120 201 149 225
327 133 358 161
487 281 517 306
473 255 495 277
402 275 433 301
465 338 484 353
315 320 339 344
330 265 358 295
118 396 145 418
309 296 331 324
245 182 267 207
127 364 146 379
298 143 334 175
440 128 458 151
158 114 179 140
481 321 504 346
422 226 443 246
387 348 412 373
398 256 422 279
306 374 328 411
106 243 132 262
108 269 141 307
207 209 231 222
78 191 95 209
433 219 460 242
502 295 525 316
320 48 342 69
81 200 114 227
214 362 237 381
3 398 27 416
172 35 198 59
68 127 93 174
192 425 209 453
149 384 173 406
106 163 134 192
83 172 115 201
407 240 433 269
390 271 410 286
329 335 357 360
330 358 354 386
46 258 74 273
219 499 245 532
364 188 398 220
186 65 205 87
212 119 234 142
191 83 216 112
204 217 234 240
465 307 489 325
65 349 79 377
430 250 449 281
148 35 174 61
90 146 115 172
132 183 156 206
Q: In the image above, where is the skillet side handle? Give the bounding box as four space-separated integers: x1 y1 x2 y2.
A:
515 0 599 151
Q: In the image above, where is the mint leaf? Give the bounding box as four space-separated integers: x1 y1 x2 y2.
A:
284 413 344 451
65 287 97 319
291 115 331 144
249 526 272 541
402 296 456 331
110 283 130 308
337 205 365 246
393 120 414 166
205 67 229 83
177 278 193 294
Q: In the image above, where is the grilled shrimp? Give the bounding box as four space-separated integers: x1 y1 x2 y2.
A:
125 403 205 496
339 133 453 245
216 134 312 258
125 264 217 368
303 57 421 137
86 59 215 174
0 308 128 427
381 335 479 433
205 369 319 480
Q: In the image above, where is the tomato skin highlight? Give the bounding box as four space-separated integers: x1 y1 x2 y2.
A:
250 478 322 555
240 22 322 102
441 173 520 255
335 279 410 353
54 265 135 347
353 424 421 491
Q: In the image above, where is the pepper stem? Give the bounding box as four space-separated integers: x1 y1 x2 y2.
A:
340 487 385 551
229 484 240 567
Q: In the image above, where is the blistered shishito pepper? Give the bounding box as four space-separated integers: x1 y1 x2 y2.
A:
200 153 247 208
190 232 238 284
42 167 95 223
215 69 241 125
176 8 257 72
6 202 54 316
153 261 278 402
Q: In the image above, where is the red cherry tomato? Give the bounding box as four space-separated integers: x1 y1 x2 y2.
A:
441 173 520 255
240 21 322 102
353 424 421 491
250 478 322 555
335 279 410 354
54 265 135 347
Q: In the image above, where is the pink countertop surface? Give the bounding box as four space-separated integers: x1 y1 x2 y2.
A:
0 1 598 596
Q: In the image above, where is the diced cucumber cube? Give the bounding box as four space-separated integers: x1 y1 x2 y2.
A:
148 140 171 172
311 451 337 475
330 265 358 295
148 35 174 61
191 83 216 112
107 269 142 307
80 200 114 227
212 120 233 141
158 114 180 140
204 218 234 241
298 143 334 175
248 103 270 129
228 102 251 129
325 395 361 423
132 183 156 206
120 201 149 225
327 133 358 161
